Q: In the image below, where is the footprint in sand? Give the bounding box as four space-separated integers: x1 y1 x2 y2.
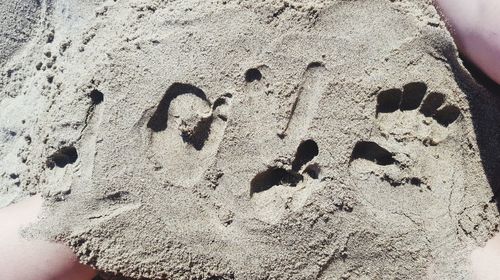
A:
247 62 328 223
250 139 320 197
145 83 232 186
350 81 461 188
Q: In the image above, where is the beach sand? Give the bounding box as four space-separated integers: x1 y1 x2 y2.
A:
1 0 500 279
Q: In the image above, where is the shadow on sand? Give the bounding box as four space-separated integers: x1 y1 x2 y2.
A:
443 45 500 210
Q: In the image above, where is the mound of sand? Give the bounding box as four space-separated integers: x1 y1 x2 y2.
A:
1 0 500 279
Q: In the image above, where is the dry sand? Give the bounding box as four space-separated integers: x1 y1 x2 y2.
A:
1 0 500 279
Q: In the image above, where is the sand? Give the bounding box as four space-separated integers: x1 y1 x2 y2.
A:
1 0 500 279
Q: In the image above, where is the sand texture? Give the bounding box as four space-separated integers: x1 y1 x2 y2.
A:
1 0 500 279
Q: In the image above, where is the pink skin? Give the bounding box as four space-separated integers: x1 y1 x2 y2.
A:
434 0 500 279
0 195 96 280
471 235 500 280
434 0 500 84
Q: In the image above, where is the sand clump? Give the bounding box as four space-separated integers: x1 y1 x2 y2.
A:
1 0 500 279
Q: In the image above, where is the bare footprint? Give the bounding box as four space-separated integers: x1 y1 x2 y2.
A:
250 139 321 223
145 83 232 186
245 62 329 223
351 82 461 187
376 82 461 145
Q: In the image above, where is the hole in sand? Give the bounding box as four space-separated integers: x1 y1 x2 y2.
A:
419 91 445 117
350 141 395 166
250 167 303 196
47 146 78 169
212 93 233 110
400 82 427 111
292 139 319 172
304 163 320 179
147 83 210 132
409 177 423 187
180 116 213 150
213 93 232 122
245 68 262 83
89 89 104 105
433 105 460 127
376 88 402 115
306 61 325 70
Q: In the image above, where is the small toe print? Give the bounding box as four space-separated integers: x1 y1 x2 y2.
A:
304 163 320 179
291 139 319 172
47 146 78 169
400 82 427 111
350 141 396 166
89 89 104 105
377 88 402 115
419 91 445 117
433 105 461 127
245 68 262 83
